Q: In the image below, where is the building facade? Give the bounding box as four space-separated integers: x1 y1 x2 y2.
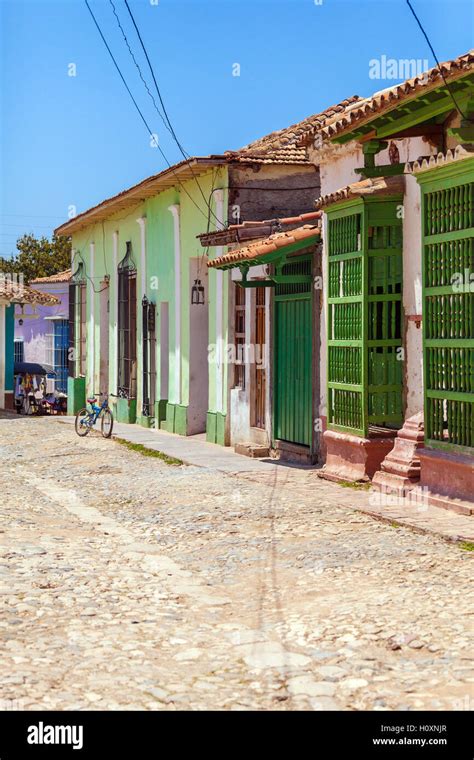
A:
14 270 71 393
0 278 59 409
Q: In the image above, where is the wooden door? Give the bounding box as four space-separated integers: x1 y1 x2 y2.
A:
254 287 266 429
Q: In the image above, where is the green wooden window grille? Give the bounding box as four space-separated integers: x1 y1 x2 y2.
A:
418 158 474 454
326 196 404 437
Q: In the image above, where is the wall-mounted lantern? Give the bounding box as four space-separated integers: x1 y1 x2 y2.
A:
191 279 205 305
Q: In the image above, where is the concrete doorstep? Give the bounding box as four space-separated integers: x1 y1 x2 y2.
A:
57 416 474 545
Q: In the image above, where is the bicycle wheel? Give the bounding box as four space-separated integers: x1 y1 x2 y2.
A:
101 408 114 438
75 408 92 436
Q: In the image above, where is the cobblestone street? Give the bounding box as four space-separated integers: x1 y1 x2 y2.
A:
1 417 473 711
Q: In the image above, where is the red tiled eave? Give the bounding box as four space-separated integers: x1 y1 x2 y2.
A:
315 175 405 210
0 280 60 305
198 210 321 247
207 225 320 269
30 269 72 284
303 50 474 145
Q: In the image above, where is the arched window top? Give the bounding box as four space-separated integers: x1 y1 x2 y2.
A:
71 261 86 285
118 241 136 273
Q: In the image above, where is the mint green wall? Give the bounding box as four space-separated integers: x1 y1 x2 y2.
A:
71 202 146 404
70 166 229 436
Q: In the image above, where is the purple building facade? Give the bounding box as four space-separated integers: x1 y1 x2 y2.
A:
14 270 71 392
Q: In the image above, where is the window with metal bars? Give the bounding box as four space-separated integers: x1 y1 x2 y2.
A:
14 340 24 364
46 320 69 393
234 283 246 390
141 296 156 417
69 264 87 378
117 243 137 399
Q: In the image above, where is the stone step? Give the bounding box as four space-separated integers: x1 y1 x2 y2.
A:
234 443 270 458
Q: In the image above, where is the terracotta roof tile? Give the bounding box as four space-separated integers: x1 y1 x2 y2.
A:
315 176 405 210
30 269 72 284
307 50 474 144
0 279 60 305
226 96 362 164
54 157 227 236
198 210 321 247
207 225 320 269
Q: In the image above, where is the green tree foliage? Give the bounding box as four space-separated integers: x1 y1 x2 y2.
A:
0 234 71 284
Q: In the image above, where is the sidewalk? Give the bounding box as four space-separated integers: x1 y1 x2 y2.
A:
59 416 474 544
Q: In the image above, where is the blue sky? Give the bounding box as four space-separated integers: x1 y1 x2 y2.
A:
0 0 472 255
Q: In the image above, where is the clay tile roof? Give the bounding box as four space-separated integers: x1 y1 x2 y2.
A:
314 50 474 143
0 279 60 305
225 96 362 165
315 176 405 210
54 156 227 236
30 269 72 284
198 210 321 247
207 224 320 269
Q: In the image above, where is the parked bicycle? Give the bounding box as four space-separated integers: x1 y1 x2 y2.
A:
74 393 114 438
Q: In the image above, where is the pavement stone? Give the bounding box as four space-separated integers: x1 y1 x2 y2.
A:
0 417 473 711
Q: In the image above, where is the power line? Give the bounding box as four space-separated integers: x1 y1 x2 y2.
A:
124 0 189 158
84 0 219 225
108 0 172 138
406 0 474 124
122 0 224 228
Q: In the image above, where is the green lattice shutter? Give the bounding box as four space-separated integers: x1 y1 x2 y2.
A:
419 158 474 453
327 196 403 437
327 208 365 434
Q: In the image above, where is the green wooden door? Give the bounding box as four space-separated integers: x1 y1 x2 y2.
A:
274 257 313 447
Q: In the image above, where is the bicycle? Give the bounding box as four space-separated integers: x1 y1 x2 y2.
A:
74 393 114 438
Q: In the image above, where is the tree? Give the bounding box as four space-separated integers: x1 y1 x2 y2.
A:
0 233 71 284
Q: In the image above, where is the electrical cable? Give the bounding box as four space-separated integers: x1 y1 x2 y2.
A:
122 0 224 228
84 0 216 225
406 0 474 124
108 0 172 138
